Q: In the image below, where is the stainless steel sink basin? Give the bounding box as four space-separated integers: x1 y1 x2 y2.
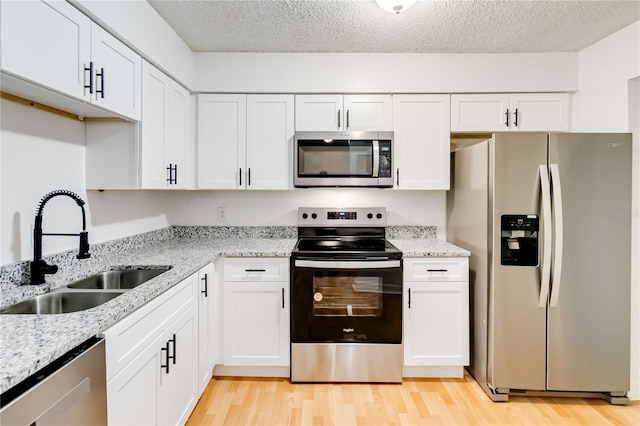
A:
66 268 170 290
0 291 122 314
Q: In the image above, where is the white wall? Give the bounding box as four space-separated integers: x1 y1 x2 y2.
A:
194 52 578 93
72 0 194 90
0 99 172 265
573 20 640 401
168 189 447 237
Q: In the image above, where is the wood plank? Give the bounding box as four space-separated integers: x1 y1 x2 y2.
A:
188 373 640 425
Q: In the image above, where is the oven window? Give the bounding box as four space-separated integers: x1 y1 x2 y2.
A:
298 140 372 177
312 276 382 317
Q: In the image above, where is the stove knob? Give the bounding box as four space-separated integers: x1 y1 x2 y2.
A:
302 213 308 219
376 213 383 219
367 213 373 219
311 213 317 219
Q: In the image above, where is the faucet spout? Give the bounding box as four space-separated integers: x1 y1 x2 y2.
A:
30 190 91 285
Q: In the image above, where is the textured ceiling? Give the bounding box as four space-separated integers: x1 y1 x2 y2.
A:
147 0 640 54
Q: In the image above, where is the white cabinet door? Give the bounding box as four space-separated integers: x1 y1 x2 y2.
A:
141 61 190 189
197 94 246 189
197 263 215 396
450 94 510 132
393 95 450 190
344 95 393 131
90 23 141 121
140 61 169 189
1 0 91 100
295 94 393 131
107 333 163 426
160 304 198 426
509 93 569 131
403 281 469 367
246 95 294 190
223 281 290 366
169 81 191 189
451 93 569 132
295 94 343 131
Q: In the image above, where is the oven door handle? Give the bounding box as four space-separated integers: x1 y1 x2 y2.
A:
294 260 401 269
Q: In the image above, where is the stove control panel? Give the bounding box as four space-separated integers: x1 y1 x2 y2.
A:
298 207 386 227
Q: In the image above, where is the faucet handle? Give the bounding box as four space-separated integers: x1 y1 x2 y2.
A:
77 231 91 259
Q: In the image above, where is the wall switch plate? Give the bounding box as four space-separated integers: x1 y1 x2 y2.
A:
217 207 227 222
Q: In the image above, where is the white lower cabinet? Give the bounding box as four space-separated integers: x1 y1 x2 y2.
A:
403 257 469 378
220 258 290 374
197 262 216 395
103 271 199 426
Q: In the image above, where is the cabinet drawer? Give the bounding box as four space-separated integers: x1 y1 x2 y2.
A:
404 257 469 282
102 273 197 380
224 258 289 282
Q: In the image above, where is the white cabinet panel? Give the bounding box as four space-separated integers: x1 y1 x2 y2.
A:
509 93 570 131
451 94 510 132
140 61 191 189
295 94 392 131
451 93 569 132
393 95 450 190
223 281 290 367
295 94 343 131
404 281 469 366
197 263 215 395
344 95 393 131
90 23 141 121
198 94 293 190
1 0 90 100
403 257 469 377
246 95 294 189
197 94 246 189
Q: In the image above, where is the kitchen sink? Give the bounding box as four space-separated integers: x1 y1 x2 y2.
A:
65 267 170 290
0 291 122 314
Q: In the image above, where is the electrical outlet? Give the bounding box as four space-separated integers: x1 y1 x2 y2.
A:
217 207 227 222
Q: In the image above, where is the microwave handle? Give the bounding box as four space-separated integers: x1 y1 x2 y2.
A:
372 140 379 177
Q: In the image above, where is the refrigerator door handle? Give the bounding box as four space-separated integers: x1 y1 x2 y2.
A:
539 165 552 308
549 164 564 307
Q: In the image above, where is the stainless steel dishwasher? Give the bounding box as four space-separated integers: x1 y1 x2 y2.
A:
0 337 107 425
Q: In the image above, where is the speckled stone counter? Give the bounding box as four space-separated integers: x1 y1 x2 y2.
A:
0 234 296 394
0 225 469 395
389 239 470 257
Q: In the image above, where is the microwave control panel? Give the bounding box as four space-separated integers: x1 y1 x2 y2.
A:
378 140 392 177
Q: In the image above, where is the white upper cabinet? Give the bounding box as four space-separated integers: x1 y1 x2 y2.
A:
198 94 294 190
246 95 294 190
1 0 90 100
89 23 142 121
140 61 191 189
1 0 141 121
451 93 569 132
295 94 393 131
393 95 451 190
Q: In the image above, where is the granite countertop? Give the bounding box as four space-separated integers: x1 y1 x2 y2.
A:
0 228 469 395
389 238 471 257
0 236 296 394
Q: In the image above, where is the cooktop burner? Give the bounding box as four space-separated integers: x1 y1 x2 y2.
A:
292 207 402 259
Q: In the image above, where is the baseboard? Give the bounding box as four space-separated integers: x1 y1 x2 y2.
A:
213 365 289 378
403 365 465 378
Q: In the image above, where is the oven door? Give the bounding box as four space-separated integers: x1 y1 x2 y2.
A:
291 259 402 344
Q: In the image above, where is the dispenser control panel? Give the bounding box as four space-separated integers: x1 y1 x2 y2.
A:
501 214 539 266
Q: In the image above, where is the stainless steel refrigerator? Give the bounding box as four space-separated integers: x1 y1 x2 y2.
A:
447 133 631 404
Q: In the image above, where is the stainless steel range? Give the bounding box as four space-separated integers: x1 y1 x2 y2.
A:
290 207 403 383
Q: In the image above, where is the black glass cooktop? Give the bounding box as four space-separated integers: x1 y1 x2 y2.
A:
292 237 402 259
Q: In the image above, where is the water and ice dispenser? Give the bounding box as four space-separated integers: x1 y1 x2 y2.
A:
500 215 539 266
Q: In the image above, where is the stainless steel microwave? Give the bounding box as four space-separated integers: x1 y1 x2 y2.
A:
294 131 394 188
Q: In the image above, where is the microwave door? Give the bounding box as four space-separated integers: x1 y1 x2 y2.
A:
297 140 374 178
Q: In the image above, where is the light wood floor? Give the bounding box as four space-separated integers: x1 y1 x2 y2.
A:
187 373 640 425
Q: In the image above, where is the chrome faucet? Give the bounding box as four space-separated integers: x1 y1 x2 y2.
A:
30 190 91 285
